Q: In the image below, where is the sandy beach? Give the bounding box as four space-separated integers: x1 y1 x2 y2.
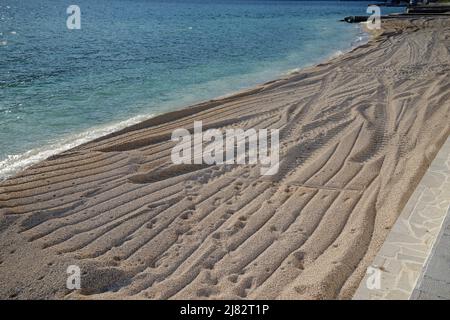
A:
1 17 449 300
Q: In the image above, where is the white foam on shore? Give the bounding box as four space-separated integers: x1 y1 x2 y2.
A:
0 114 153 180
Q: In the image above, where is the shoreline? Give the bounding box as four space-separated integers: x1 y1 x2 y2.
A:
0 24 368 181
1 17 449 299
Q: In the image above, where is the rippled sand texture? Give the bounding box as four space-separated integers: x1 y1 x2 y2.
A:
1 18 449 299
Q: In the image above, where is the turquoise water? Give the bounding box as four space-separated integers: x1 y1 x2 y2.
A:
0 0 401 179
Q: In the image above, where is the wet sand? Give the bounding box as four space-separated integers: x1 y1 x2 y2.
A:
0 17 449 299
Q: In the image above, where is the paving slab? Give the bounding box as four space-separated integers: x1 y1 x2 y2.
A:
411 210 450 300
353 136 450 300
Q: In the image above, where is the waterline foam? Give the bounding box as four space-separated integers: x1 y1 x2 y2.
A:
0 114 153 180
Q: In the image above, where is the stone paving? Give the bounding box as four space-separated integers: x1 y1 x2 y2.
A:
411 208 450 300
353 137 450 300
